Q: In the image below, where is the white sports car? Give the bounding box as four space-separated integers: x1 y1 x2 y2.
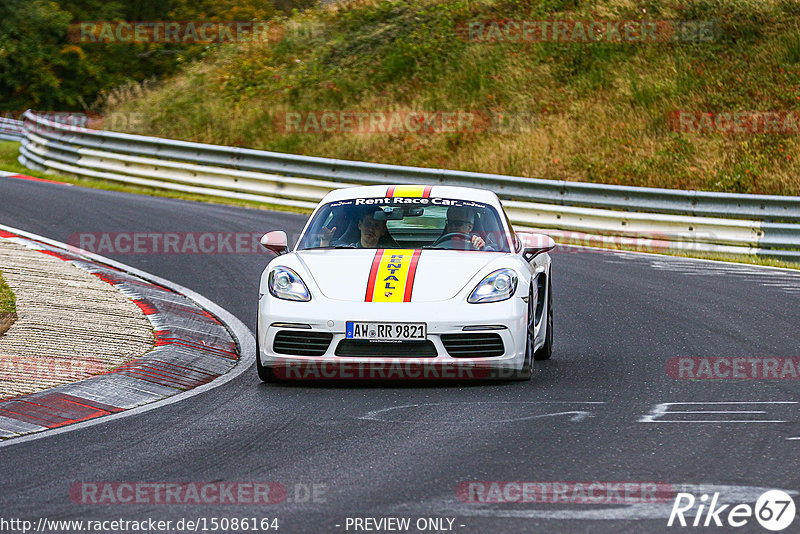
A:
256 185 554 381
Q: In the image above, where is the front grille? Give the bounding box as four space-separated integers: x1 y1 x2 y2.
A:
335 340 437 358
441 333 505 357
273 330 333 356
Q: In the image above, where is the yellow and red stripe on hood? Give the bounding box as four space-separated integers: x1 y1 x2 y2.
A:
365 249 422 302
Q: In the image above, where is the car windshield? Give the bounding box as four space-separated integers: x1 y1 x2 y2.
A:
296 197 512 253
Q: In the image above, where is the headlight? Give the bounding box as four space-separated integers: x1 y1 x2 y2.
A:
468 269 518 303
268 267 311 301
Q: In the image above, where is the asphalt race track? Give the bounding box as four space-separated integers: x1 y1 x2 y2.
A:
1 176 798 533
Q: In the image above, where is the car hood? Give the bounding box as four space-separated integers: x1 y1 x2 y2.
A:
295 249 503 302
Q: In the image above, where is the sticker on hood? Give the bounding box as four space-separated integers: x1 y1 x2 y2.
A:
365 249 421 302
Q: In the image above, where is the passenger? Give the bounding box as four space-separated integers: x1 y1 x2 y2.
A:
319 210 389 248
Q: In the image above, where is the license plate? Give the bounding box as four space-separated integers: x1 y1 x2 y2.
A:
346 321 427 341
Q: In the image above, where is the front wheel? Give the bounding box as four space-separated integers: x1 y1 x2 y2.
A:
255 326 279 382
510 285 535 380
534 277 553 361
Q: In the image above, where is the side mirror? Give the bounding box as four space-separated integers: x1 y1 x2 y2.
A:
518 232 555 261
260 231 288 255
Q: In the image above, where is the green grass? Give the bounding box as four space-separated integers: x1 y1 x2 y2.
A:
100 0 800 196
0 142 312 215
0 271 15 316
0 270 16 336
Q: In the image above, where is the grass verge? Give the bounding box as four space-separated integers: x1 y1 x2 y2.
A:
103 0 800 196
0 270 16 336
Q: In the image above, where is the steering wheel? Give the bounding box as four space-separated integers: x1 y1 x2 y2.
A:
431 232 475 249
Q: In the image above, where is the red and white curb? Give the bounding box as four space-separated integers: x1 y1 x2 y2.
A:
0 223 254 446
0 170 71 185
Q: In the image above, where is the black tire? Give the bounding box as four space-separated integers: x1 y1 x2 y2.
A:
534 276 553 361
255 325 279 382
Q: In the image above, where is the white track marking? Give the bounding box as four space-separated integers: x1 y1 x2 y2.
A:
639 402 797 424
597 250 800 295
359 401 605 424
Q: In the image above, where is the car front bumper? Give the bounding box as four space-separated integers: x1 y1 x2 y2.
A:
257 294 534 379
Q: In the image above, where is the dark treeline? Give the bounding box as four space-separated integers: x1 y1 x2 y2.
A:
0 0 316 112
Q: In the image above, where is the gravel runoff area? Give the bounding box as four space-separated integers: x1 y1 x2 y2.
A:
0 238 154 399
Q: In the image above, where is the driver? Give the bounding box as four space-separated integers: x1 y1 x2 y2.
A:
319 210 389 248
443 205 486 250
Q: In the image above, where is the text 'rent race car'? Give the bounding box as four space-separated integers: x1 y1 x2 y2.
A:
256 185 555 381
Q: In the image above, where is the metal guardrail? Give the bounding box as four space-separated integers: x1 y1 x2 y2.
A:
0 118 24 142
17 110 800 261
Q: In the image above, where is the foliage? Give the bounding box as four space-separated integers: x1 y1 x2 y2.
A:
0 0 311 111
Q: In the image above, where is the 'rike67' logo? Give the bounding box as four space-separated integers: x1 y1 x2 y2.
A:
668 490 796 531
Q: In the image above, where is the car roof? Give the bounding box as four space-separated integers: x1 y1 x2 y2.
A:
320 184 503 208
